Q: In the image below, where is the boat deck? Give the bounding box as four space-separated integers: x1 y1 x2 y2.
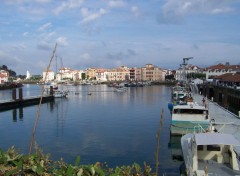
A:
198 159 240 175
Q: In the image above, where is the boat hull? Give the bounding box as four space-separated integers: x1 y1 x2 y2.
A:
171 120 209 135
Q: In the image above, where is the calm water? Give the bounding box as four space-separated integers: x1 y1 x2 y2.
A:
0 84 182 174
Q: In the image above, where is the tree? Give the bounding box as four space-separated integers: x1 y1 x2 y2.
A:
81 73 86 80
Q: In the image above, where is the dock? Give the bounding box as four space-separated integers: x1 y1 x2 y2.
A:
0 87 54 112
190 84 240 145
0 95 54 112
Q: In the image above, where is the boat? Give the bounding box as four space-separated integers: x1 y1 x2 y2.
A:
114 87 127 92
53 90 68 98
171 102 210 135
181 132 240 175
172 86 188 101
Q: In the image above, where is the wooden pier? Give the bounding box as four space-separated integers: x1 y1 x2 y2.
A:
0 87 54 112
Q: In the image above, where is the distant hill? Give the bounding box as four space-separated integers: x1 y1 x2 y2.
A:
0 65 16 77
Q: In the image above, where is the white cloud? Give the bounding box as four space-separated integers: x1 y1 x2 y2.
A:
131 6 140 17
158 0 236 24
22 32 29 37
108 0 126 8
56 37 68 46
81 53 90 60
53 0 84 15
37 22 52 32
81 8 107 23
35 0 51 3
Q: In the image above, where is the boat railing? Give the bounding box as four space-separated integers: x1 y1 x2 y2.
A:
193 124 206 133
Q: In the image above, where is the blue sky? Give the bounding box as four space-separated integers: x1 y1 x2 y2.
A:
0 0 240 75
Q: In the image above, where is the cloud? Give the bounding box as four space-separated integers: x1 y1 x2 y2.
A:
108 0 126 8
22 32 29 37
53 0 84 15
37 42 52 51
157 0 236 24
37 22 52 32
106 49 137 61
80 8 107 23
56 37 68 46
80 53 90 60
0 50 20 67
131 6 140 17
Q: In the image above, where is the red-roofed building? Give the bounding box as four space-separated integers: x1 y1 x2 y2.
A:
0 70 9 84
213 72 240 89
205 63 240 81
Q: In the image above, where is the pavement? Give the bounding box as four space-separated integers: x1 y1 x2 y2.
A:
190 84 240 148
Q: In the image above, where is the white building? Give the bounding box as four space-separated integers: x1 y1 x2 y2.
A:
42 70 55 82
26 70 31 79
96 69 108 82
175 65 200 81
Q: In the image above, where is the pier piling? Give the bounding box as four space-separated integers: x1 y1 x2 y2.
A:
12 89 16 100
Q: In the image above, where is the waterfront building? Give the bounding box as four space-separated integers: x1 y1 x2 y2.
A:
175 64 200 81
86 68 97 80
213 72 240 89
106 66 130 81
204 62 240 82
141 64 163 81
95 69 107 82
42 70 55 82
0 70 9 84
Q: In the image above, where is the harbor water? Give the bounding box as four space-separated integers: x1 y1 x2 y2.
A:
0 84 182 175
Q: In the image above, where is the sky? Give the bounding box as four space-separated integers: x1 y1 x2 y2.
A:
0 0 240 75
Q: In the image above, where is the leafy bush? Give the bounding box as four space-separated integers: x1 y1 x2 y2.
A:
0 146 154 176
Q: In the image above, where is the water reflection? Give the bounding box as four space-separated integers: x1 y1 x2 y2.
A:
12 107 24 122
168 135 183 161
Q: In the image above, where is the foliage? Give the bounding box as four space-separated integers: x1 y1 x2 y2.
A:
186 73 205 79
0 146 154 176
165 75 175 80
0 65 17 77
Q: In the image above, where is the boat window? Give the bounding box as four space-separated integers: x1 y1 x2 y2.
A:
178 109 206 114
207 145 221 151
228 150 232 158
197 145 203 151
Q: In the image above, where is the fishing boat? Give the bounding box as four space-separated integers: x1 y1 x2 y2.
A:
172 86 188 101
171 102 210 135
181 132 240 176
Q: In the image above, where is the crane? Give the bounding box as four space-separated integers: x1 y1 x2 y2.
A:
180 57 193 82
182 57 193 66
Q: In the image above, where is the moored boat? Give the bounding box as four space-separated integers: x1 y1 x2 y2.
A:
171 102 210 135
181 132 240 176
53 90 68 98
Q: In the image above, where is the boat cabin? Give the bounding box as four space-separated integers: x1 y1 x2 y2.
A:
191 133 240 175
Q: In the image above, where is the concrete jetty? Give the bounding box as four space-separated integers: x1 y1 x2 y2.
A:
0 87 54 111
190 84 240 143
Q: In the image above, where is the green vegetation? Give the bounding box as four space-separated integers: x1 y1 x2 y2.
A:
0 146 154 176
0 65 16 77
186 73 206 79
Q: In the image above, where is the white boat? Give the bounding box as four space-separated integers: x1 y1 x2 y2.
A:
172 86 188 101
171 102 210 135
53 90 68 98
114 87 127 92
181 132 240 176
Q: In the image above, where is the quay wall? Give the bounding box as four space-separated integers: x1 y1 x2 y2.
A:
198 84 240 115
